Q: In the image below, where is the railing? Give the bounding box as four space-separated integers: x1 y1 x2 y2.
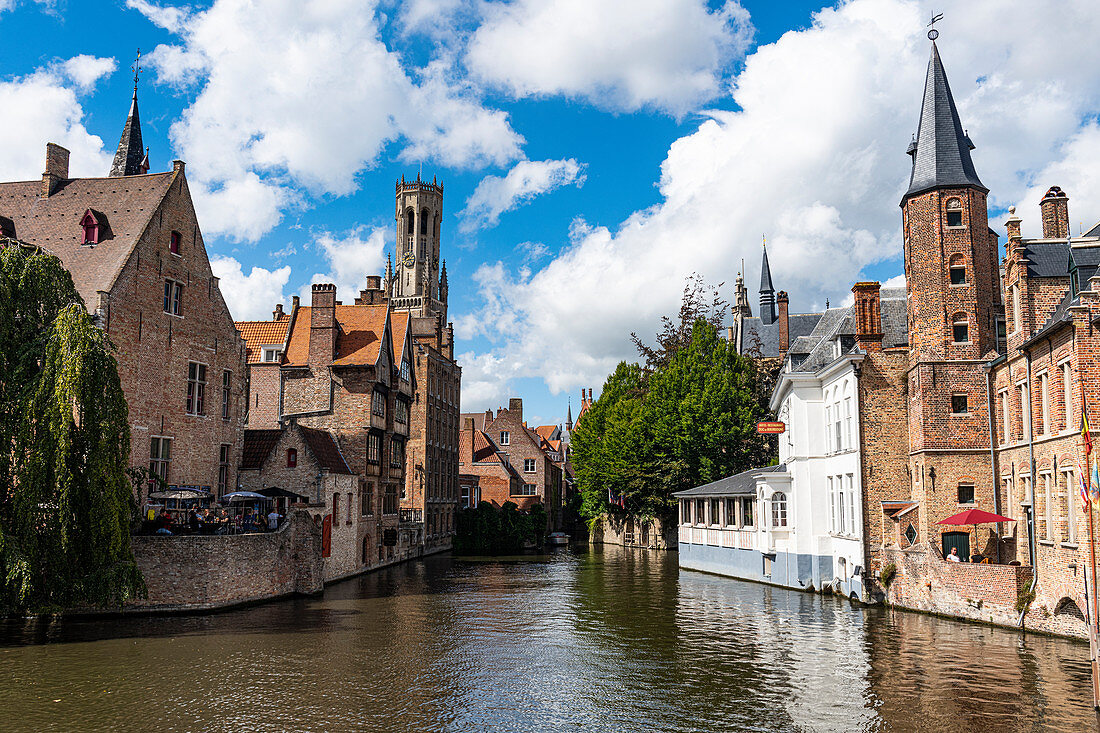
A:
400 508 423 524
680 524 757 550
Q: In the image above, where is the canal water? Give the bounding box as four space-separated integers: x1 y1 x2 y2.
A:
0 546 1097 732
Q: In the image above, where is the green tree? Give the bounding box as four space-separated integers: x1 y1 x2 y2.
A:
0 245 143 611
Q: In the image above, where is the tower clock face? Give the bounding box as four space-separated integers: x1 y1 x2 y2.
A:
401 251 415 268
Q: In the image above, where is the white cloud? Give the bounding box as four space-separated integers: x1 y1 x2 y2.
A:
455 0 1100 408
209 255 292 321
0 63 112 181
466 0 753 115
125 0 190 32
300 226 389 305
140 0 522 242
460 158 585 231
516 241 549 262
60 55 117 91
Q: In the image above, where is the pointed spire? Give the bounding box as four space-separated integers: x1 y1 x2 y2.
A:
759 236 776 325
384 253 393 294
904 40 985 200
110 50 147 178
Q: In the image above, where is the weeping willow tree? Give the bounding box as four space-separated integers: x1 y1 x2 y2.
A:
0 244 143 611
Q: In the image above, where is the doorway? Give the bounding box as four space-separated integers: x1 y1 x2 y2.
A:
942 531 970 561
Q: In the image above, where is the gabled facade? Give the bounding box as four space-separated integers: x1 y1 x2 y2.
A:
0 129 246 502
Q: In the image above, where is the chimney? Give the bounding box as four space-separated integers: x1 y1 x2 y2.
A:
852 282 884 351
1005 206 1022 242
776 291 790 353
41 143 69 197
509 398 523 421
173 160 186 174
1039 186 1069 239
355 275 387 305
463 417 474 431
273 303 284 321
309 283 338 366
291 295 300 311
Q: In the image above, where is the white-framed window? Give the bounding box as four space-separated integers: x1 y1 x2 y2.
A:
771 492 787 528
400 359 411 383
845 474 856 535
1062 361 1073 433
825 404 833 452
514 483 536 497
523 458 536 473
186 362 207 415
149 436 171 483
1011 284 1021 333
844 395 853 448
1000 391 1010 444
500 431 510 446
1041 472 1053 541
1018 382 1030 440
163 279 183 316
1062 469 1077 543
221 370 231 420
828 476 837 532
261 346 282 363
1039 372 1049 435
372 390 386 418
837 477 847 534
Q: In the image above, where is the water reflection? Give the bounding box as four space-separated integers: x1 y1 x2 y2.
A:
0 546 1095 732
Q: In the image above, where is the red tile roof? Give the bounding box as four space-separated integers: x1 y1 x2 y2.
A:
236 320 290 364
0 172 177 307
283 304 389 367
390 311 410 365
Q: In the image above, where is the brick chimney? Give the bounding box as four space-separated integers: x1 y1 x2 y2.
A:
355 275 386 305
309 283 338 367
776 291 790 353
1039 186 1069 239
273 303 284 321
1005 206 1022 243
508 398 523 421
41 143 69 197
852 281 884 351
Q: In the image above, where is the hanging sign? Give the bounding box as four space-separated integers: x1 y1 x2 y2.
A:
757 421 786 435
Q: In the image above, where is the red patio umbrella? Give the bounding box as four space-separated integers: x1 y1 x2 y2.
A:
937 508 1015 562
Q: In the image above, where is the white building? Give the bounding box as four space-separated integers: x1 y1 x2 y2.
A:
676 289 907 602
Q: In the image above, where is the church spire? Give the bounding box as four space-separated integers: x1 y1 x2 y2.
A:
759 237 776 325
903 39 985 201
109 50 149 178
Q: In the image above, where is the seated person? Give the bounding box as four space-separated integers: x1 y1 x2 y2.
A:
946 547 962 562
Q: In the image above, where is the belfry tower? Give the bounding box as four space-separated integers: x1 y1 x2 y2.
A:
392 174 446 322
902 33 1002 543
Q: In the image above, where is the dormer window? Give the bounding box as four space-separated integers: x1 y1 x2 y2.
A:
170 230 181 255
80 210 99 245
945 198 964 228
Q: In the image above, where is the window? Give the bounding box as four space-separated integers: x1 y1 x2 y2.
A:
1018 382 1030 438
372 390 386 418
1062 362 1073 432
150 437 171 482
742 497 754 527
395 399 408 425
1000 391 1010 444
367 432 381 464
332 492 339 525
771 492 787 527
828 476 837 532
1042 473 1053 540
383 485 398 514
951 393 968 415
1063 470 1077 543
80 210 99 245
825 405 832 452
1039 373 1050 435
186 362 206 415
725 498 737 527
463 484 471 509
261 347 282 363
170 230 181 255
221 370 232 420
710 498 721 526
499 431 510 446
846 474 856 535
523 458 536 473
904 523 917 546
218 444 231 494
362 484 374 515
390 438 405 468
837 478 847 534
1011 284 1021 332
362 536 372 564
945 197 963 227
948 255 966 284
514 483 537 496
952 314 969 344
164 280 182 316
957 482 975 504
844 396 853 448
400 360 411 382
287 448 297 468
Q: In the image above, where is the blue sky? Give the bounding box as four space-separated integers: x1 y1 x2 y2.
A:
4 0 1100 427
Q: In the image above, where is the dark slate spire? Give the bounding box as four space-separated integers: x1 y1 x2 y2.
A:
109 90 148 177
759 239 776 325
903 42 985 200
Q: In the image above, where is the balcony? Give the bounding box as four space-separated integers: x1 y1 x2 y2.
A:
400 508 423 524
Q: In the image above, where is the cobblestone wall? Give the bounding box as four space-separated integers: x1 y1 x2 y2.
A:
591 514 676 550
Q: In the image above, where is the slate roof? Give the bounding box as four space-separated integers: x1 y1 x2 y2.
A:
237 320 290 364
283 304 389 367
0 172 176 306
787 288 907 373
740 312 823 358
299 425 353 474
109 92 147 178
759 245 775 293
242 429 282 470
673 464 786 497
904 42 986 200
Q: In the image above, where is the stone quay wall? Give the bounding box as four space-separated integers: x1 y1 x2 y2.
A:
590 514 677 550
877 545 1091 640
128 509 323 613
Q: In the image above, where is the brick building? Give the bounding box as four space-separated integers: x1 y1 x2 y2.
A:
237 302 292 429
0 87 246 502
728 246 824 359
459 399 563 531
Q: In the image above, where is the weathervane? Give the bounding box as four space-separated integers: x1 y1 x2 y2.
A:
927 11 943 41
131 48 142 91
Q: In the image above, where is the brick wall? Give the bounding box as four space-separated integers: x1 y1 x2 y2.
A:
128 509 322 611
246 363 282 429
591 514 676 550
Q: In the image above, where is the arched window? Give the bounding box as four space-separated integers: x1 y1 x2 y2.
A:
952 313 969 344
771 492 787 527
170 230 181 255
286 448 297 468
405 209 414 242
420 208 429 235
80 210 99 245
948 254 966 285
946 197 964 227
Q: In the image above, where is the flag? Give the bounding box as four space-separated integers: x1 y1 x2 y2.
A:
1092 457 1100 504
1079 460 1090 507
1083 405 1093 455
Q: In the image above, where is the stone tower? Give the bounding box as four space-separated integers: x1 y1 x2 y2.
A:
392 174 446 322
902 39 1002 542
